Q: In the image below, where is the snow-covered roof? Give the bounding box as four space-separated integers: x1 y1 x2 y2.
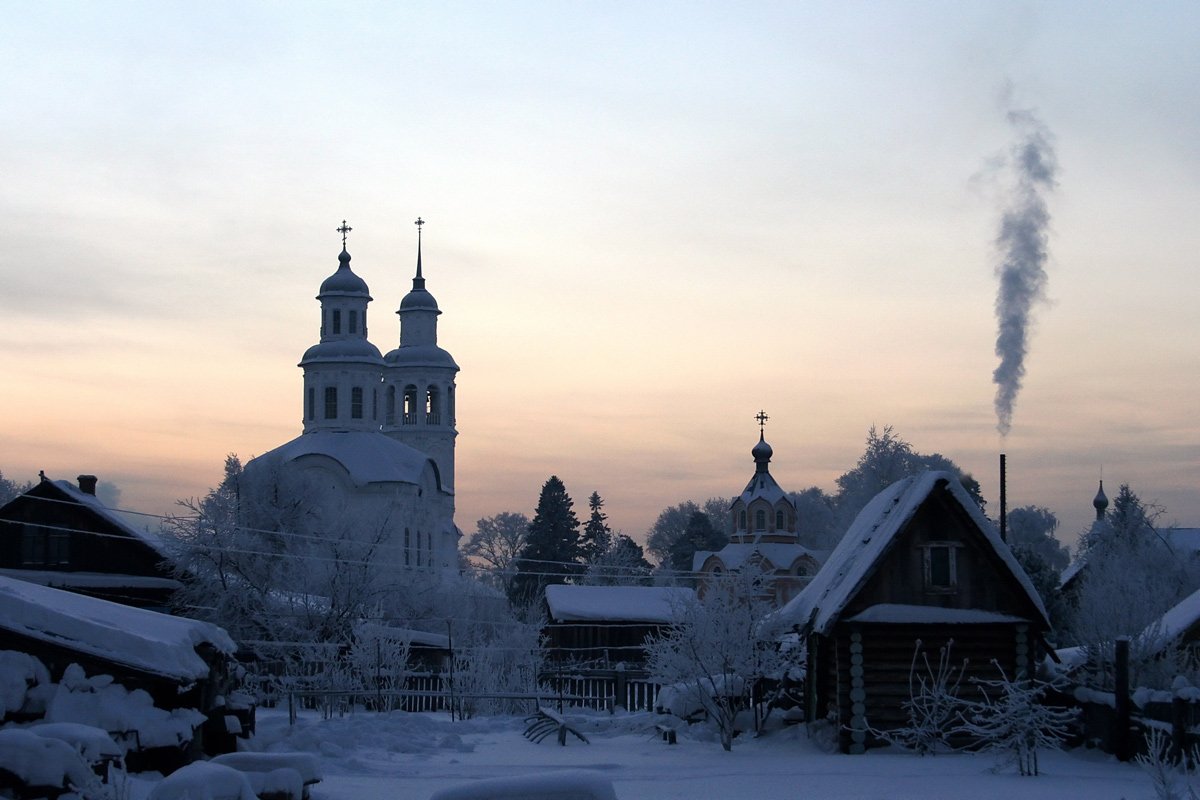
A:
845 604 1029 625
356 623 451 650
249 431 444 491
384 344 459 370
772 471 1049 636
0 575 235 682
45 480 170 559
0 568 181 591
544 585 695 623
693 542 818 573
1142 586 1200 655
1164 528 1200 555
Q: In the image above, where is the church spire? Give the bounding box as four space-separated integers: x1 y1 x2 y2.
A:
1093 478 1109 521
413 216 425 290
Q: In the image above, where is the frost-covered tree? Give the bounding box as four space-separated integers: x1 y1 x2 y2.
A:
163 454 395 651
645 497 729 568
833 426 984 533
0 470 34 506
463 511 529 594
871 639 969 755
1007 505 1069 572
958 664 1078 776
582 534 653 586
644 564 793 751
509 476 582 607
1065 485 1200 688
789 487 837 550
451 615 544 718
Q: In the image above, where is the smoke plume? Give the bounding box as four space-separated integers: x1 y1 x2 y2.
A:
992 107 1057 437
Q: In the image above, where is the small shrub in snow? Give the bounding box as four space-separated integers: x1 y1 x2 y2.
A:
870 639 968 755
146 761 257 800
0 728 102 797
1137 727 1200 800
0 649 52 718
958 663 1078 776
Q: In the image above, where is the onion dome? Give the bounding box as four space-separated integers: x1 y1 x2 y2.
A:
1093 479 1109 521
752 433 774 469
320 249 370 297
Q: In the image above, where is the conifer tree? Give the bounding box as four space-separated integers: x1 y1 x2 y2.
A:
509 476 582 607
581 491 612 562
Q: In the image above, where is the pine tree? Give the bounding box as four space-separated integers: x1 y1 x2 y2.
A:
581 491 612 562
509 476 582 607
668 510 726 575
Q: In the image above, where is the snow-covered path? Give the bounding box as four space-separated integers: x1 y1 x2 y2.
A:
250 708 1149 800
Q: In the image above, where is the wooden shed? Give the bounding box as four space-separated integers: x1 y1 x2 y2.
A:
774 471 1050 753
543 585 694 667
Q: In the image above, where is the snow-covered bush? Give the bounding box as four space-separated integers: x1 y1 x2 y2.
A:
451 616 543 718
870 639 968 755
1137 726 1200 800
644 563 794 751
958 663 1078 776
0 728 102 797
146 761 257 800
0 649 52 718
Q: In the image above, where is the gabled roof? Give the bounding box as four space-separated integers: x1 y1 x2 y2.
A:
6 479 170 560
773 471 1049 636
0 575 234 682
1141 585 1200 656
544 585 695 624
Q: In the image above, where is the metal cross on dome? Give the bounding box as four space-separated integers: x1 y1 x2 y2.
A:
756 410 769 435
337 220 352 248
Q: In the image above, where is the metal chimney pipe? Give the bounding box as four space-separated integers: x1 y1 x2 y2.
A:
999 453 1007 543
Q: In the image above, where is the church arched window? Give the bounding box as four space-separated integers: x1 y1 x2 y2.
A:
324 387 337 419
332 309 342 335
755 510 766 531
351 387 364 419
426 386 440 425
775 510 784 530
403 386 418 424
739 510 747 530
385 386 396 426
349 309 358 334
306 388 314 421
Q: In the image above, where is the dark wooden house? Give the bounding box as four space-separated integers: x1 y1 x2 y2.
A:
775 471 1050 753
0 475 179 610
543 585 695 667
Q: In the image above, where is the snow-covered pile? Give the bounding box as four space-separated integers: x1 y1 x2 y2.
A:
45 664 205 748
146 761 257 800
0 728 100 793
28 721 122 763
0 649 52 717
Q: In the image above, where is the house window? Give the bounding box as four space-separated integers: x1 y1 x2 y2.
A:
332 309 341 334
755 510 766 531
775 510 784 530
324 387 338 419
48 531 70 565
351 387 364 419
20 524 44 566
923 543 959 592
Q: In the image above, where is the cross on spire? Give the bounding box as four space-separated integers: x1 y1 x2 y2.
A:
414 217 425 279
337 220 352 248
755 410 769 436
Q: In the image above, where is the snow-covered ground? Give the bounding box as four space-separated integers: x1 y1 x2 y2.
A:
225 707 1150 800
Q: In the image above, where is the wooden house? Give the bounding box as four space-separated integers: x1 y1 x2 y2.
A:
0 475 179 610
774 471 1049 753
543 585 695 667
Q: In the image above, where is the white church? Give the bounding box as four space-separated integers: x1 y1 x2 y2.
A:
241 219 461 578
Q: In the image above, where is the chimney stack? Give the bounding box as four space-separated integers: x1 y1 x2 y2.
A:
76 475 98 496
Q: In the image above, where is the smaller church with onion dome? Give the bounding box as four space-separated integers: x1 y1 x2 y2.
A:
693 413 822 608
241 219 460 583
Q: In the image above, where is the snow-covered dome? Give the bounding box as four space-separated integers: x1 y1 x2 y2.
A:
384 344 459 369
399 286 439 312
319 249 370 296
300 338 384 365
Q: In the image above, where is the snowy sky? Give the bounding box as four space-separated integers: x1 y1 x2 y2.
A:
1 2 1197 547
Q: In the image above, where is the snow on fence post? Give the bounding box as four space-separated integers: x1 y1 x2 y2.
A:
848 629 867 755
1114 636 1132 761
